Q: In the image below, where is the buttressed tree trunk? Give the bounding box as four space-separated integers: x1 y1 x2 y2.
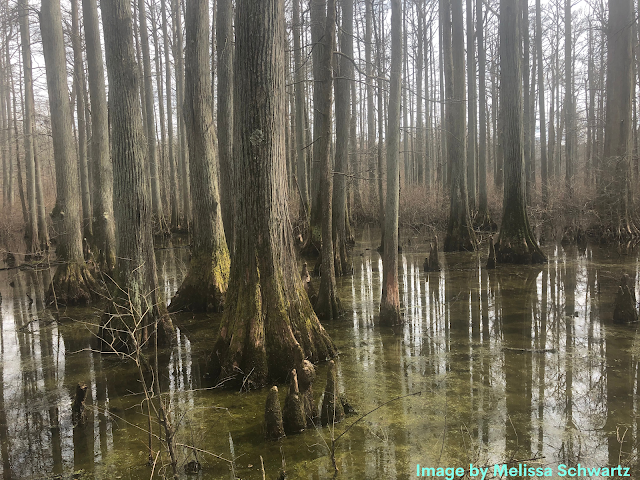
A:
443 0 476 252
40 0 96 304
315 0 341 320
212 0 335 387
494 0 546 265
217 0 235 252
598 0 637 240
379 0 402 326
100 0 175 350
84 0 116 272
169 0 230 312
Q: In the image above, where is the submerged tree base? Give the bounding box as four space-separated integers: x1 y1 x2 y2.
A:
474 211 497 232
444 219 477 252
212 277 336 388
169 250 230 312
47 262 97 306
495 231 546 264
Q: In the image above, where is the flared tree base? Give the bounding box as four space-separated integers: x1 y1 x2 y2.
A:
169 249 230 312
593 218 640 245
495 232 547 265
444 221 477 252
47 262 97 306
212 278 336 388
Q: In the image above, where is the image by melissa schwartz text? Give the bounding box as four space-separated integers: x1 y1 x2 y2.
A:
415 463 631 478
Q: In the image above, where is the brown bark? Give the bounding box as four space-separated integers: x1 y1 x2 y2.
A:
71 0 93 240
379 0 402 326
18 0 38 252
597 0 637 240
212 0 335 387
100 0 175 349
332 0 353 277
443 0 476 252
315 0 341 321
84 0 116 272
169 0 230 313
40 0 96 304
217 0 234 251
495 0 546 265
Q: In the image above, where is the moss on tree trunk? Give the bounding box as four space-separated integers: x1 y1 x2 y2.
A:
169 249 229 312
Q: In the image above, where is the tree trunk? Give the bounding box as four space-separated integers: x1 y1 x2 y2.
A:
466 0 476 212
40 0 96 303
332 0 352 277
212 0 335 386
523 0 531 203
293 0 309 223
564 0 573 196
160 0 179 230
217 0 234 251
476 0 494 229
100 0 176 348
443 0 476 252
83 0 116 272
138 0 167 233
379 0 402 326
315 0 341 320
495 0 546 265
18 0 38 253
71 0 93 240
537 0 548 202
173 0 191 229
169 0 230 313
597 0 637 240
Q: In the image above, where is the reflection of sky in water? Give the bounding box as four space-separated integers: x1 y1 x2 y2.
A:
0 235 639 478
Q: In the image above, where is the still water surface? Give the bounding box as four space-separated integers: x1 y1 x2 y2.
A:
1 228 639 479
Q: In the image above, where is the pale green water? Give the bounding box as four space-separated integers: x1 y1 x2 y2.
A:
1 228 639 479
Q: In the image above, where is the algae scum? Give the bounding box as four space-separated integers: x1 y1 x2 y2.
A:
1 228 640 479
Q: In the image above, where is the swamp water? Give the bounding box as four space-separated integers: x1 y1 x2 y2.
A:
1 228 639 479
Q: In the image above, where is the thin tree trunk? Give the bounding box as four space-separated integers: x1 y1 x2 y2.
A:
138 0 167 233
466 0 476 212
41 0 96 303
379 0 402 326
537 0 548 201
315 0 341 320
443 0 476 252
18 0 38 252
332 0 352 277
71 0 93 240
564 0 573 196
84 0 116 272
217 0 234 251
293 0 309 221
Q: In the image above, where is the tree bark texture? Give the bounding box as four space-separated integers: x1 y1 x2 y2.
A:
169 0 230 313
40 0 96 304
443 0 476 252
83 0 116 272
379 0 402 326
216 0 235 251
332 0 353 278
18 0 38 252
212 0 335 387
315 0 341 320
100 0 175 350
598 0 637 239
495 0 546 264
